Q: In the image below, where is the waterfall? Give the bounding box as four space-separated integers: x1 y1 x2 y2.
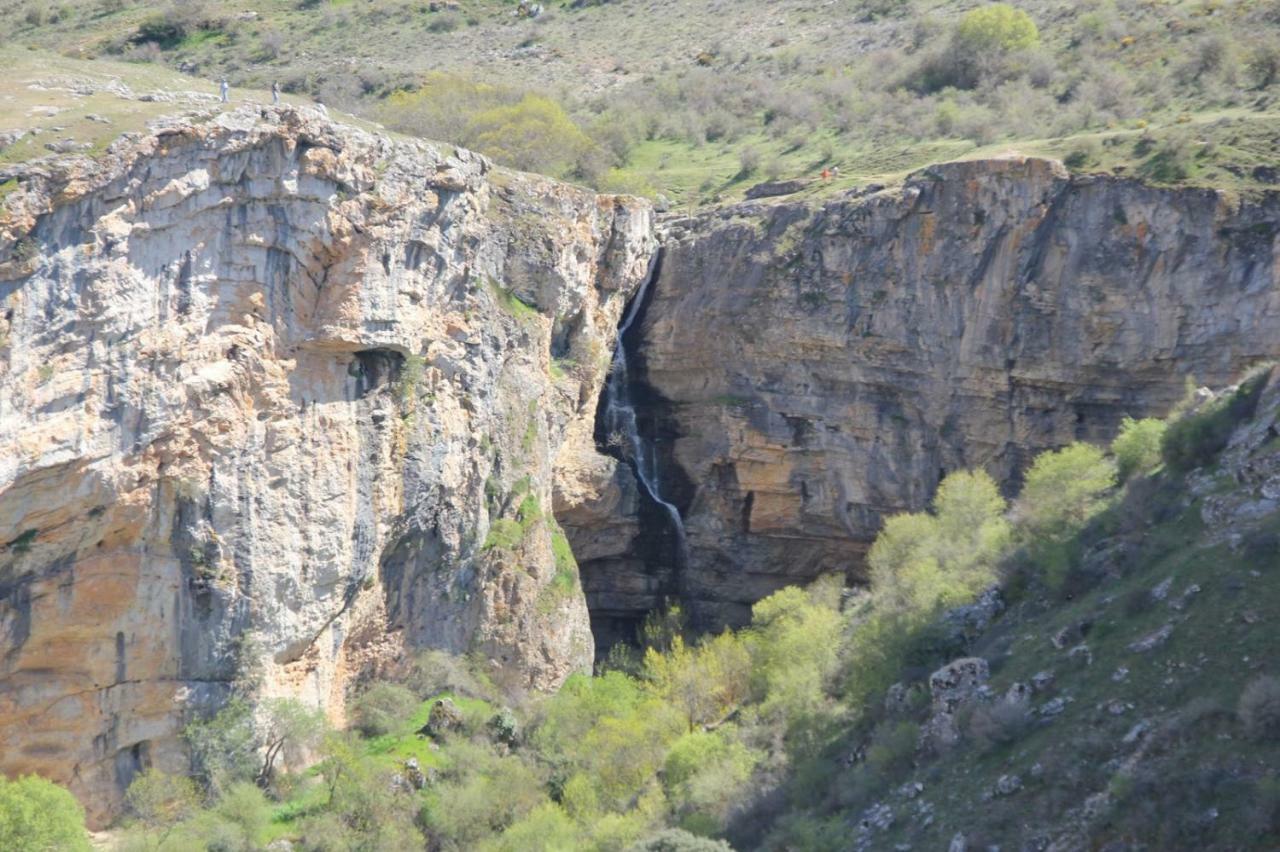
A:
603 252 689 570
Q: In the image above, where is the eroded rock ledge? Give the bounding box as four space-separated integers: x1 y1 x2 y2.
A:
0 105 654 824
561 157 1280 644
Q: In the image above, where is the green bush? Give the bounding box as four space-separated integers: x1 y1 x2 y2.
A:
0 775 90 852
484 518 525 551
184 698 259 796
1112 417 1167 481
351 681 419 737
125 769 200 834
468 95 595 178
1015 443 1116 586
630 828 734 851
1016 443 1116 541
954 3 1040 54
1161 374 1267 472
132 16 187 48
864 720 920 776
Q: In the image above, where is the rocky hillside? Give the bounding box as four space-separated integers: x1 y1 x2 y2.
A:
1 63 1279 838
795 366 1280 851
0 104 653 825
563 156 1280 648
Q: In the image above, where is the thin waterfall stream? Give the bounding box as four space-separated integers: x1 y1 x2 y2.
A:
602 250 690 572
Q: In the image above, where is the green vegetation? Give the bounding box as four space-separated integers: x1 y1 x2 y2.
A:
487 277 541 324
1111 415 1167 481
482 518 524 551
1161 369 1268 472
5 1 1280 204
90 366 1280 848
0 775 90 851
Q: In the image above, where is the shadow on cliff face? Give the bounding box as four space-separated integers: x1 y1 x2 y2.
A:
585 249 701 651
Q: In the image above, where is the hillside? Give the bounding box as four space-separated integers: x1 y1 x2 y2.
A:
1 2 1279 851
3 0 1280 203
64 367 1280 851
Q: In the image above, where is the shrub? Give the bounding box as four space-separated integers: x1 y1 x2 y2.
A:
132 16 187 48
125 769 200 831
1112 417 1167 481
467 94 595 178
1016 443 1116 541
1240 676 1280 741
0 775 90 851
864 720 920 776
213 781 272 846
967 700 1031 750
407 649 499 701
427 11 462 33
486 803 580 851
954 3 1040 55
914 3 1040 90
351 681 419 737
1246 42 1280 89
631 828 734 851
1161 373 1267 473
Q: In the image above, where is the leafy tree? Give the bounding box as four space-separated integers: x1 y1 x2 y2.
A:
1016 443 1116 540
869 470 1008 615
954 3 1040 54
350 682 418 737
257 698 327 785
124 770 200 847
914 2 1041 91
1112 417 1167 480
185 698 259 796
748 584 842 726
481 802 580 852
1015 443 1116 586
424 742 549 848
662 730 758 829
467 95 595 179
309 732 422 850
643 631 750 731
0 775 90 852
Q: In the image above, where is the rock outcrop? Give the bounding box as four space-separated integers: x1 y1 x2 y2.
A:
0 105 654 824
564 157 1280 640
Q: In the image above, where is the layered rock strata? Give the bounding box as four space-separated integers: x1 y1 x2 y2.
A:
563 157 1280 641
0 106 653 824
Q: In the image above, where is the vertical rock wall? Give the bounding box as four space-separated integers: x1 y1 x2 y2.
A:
563 158 1280 640
0 106 654 824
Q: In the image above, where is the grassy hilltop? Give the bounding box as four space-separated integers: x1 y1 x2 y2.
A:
2 0 1279 203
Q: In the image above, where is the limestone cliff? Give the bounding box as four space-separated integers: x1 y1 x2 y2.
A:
0 105 654 823
562 157 1280 645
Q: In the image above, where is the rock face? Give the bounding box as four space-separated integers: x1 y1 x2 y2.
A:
564 157 1280 640
0 106 654 824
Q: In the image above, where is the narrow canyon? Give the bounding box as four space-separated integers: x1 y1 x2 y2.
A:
2 109 1278 824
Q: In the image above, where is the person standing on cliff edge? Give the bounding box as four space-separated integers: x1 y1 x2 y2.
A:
272 82 280 105
220 78 229 103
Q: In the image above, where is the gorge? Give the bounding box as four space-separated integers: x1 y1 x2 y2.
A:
2 107 1279 825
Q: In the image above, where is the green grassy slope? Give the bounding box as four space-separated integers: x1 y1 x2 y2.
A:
765 380 1280 850
2 0 1278 204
